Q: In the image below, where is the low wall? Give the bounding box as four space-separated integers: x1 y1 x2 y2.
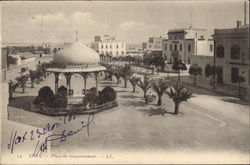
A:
31 100 118 116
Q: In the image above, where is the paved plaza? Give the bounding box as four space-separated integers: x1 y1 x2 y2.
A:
7 72 249 156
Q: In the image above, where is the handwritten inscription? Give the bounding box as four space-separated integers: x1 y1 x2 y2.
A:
7 113 95 154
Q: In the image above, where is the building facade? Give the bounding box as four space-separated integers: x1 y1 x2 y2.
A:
142 36 163 51
213 21 249 89
92 35 126 57
162 28 213 64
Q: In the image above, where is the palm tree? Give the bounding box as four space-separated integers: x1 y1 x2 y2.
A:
120 65 134 88
137 75 151 98
151 78 170 106
29 69 37 88
15 73 29 93
113 67 122 84
165 82 193 114
189 63 203 85
129 76 141 93
8 80 20 100
103 63 113 80
172 59 187 81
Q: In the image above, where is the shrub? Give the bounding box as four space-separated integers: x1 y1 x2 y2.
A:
52 86 68 108
100 86 117 103
57 85 67 97
83 87 100 107
33 86 55 107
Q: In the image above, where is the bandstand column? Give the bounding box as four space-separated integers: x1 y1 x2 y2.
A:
94 71 99 92
81 72 88 94
64 73 72 94
54 72 59 93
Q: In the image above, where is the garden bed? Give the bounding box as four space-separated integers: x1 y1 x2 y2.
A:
30 100 118 116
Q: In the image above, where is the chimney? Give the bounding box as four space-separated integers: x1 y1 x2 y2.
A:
244 1 246 25
237 21 242 28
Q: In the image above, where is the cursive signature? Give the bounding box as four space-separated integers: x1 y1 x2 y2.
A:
7 113 95 154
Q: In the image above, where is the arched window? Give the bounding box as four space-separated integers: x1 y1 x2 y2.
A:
216 45 224 58
231 45 240 59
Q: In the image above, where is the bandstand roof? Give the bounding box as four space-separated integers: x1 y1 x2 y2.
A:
48 41 106 73
53 41 100 65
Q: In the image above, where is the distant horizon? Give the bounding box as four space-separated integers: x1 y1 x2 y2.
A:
2 0 249 44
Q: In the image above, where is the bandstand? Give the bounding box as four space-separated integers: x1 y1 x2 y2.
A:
47 41 106 97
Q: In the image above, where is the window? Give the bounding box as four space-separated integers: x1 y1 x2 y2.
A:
106 45 108 49
110 45 112 49
116 51 118 55
170 44 172 51
121 51 124 55
231 67 239 83
101 45 103 49
210 45 213 52
231 45 240 59
188 44 191 52
216 45 224 58
149 45 151 48
174 44 177 51
116 45 119 49
180 44 182 51
165 44 167 50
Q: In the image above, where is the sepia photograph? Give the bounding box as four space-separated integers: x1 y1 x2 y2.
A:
1 0 249 164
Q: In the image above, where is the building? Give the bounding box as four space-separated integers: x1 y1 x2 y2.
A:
42 42 72 53
91 35 126 57
162 28 213 64
1 48 8 82
213 21 249 89
142 36 163 51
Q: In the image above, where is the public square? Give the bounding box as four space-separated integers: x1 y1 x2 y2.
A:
7 68 249 156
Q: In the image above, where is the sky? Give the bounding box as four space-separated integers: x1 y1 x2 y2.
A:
2 0 249 45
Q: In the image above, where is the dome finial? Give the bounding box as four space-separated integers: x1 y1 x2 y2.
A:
75 31 79 42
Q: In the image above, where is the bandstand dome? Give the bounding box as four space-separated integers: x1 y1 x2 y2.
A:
53 41 100 65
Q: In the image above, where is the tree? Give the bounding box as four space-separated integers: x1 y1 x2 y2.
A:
129 76 141 93
15 73 29 93
29 69 37 88
172 59 187 81
120 65 134 88
189 63 203 85
165 82 193 114
151 78 170 106
137 75 152 98
8 80 20 100
103 63 114 81
113 67 122 84
205 64 213 78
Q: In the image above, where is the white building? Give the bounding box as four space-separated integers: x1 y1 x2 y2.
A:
142 36 164 51
162 28 213 64
91 35 126 57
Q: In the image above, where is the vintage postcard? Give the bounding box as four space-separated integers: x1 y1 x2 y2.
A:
1 0 249 164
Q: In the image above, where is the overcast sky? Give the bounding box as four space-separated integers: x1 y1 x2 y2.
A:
2 0 249 45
